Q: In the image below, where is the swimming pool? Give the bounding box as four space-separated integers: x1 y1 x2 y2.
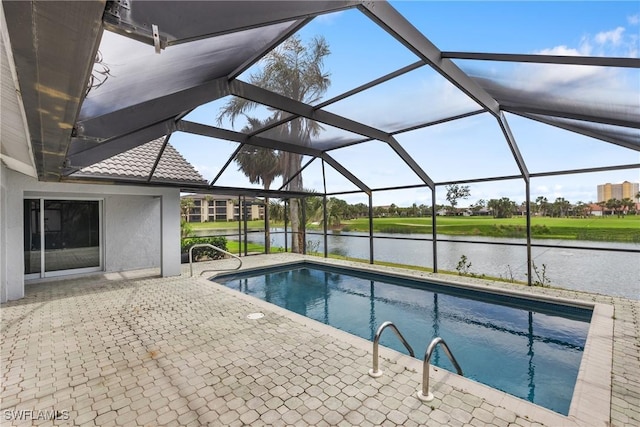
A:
214 262 592 415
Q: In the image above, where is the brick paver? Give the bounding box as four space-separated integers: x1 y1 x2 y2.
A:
1 254 638 426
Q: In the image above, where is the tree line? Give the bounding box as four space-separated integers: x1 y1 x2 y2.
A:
263 185 639 224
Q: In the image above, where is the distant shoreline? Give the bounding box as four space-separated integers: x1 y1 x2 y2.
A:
187 216 640 244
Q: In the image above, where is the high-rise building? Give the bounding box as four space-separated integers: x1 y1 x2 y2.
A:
597 181 640 202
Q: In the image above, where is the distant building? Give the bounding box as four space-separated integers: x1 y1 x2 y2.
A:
588 203 604 217
597 181 639 202
181 194 264 223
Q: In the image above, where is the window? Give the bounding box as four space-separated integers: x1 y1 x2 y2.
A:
24 199 102 277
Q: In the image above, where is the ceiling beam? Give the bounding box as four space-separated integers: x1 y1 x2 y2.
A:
321 153 371 195
230 80 389 140
75 77 230 140
315 60 426 109
197 185 321 199
502 104 640 129
65 120 175 171
229 80 434 186
387 136 435 188
177 120 323 157
512 112 640 152
496 112 529 180
249 60 426 137
441 51 640 68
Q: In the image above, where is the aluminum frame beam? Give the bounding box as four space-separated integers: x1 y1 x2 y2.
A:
321 153 371 195
441 51 640 68
177 120 323 157
359 1 500 116
175 121 373 194
65 120 176 171
502 104 640 129
75 77 231 140
147 134 170 182
229 80 435 187
513 112 640 152
315 60 426 109
246 61 426 139
497 112 529 180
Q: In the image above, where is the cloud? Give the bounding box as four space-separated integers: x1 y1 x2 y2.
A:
594 27 625 46
517 23 639 102
314 10 345 25
536 44 588 57
535 21 638 59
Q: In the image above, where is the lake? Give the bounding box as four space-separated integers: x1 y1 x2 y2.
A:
194 228 640 300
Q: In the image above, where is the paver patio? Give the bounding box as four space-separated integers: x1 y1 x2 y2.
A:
1 254 638 426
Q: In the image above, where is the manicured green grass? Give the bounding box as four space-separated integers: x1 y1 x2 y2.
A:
186 215 640 243
225 240 268 254
340 215 640 243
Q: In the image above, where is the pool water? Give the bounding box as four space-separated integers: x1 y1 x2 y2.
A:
215 263 592 415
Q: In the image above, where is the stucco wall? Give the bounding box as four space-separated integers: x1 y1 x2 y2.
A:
0 165 180 302
104 195 161 271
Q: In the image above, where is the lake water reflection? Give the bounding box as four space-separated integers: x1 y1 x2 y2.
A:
195 228 639 300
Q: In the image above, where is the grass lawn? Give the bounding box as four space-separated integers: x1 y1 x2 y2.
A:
341 215 640 243
186 215 640 243
226 240 268 254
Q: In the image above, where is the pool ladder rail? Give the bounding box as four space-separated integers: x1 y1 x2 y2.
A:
189 243 242 277
368 321 415 378
368 322 463 403
417 336 463 402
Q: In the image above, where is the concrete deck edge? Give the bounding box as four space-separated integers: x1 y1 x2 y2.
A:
203 255 615 426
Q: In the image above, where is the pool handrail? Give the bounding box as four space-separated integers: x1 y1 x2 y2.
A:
417 336 463 402
368 321 415 378
189 243 242 277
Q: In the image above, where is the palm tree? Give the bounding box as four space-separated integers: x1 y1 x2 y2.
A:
180 197 195 239
235 118 282 193
620 198 634 216
234 119 283 252
269 200 285 222
605 198 623 217
553 197 571 218
535 196 548 217
217 35 331 253
180 197 194 221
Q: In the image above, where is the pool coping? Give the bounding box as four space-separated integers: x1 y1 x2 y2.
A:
205 255 614 427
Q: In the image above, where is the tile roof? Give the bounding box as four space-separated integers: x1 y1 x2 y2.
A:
73 137 206 185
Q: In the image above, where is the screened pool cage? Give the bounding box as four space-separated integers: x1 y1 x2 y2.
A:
4 1 638 287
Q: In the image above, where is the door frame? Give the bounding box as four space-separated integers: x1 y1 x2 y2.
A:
24 197 104 279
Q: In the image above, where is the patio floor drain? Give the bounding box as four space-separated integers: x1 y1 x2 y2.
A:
247 312 264 320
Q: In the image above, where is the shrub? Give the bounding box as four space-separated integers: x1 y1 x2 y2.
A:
181 236 228 260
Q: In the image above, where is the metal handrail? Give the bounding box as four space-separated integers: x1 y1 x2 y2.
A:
368 321 415 378
189 243 242 277
417 337 463 402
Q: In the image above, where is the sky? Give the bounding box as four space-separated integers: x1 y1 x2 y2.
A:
166 1 640 207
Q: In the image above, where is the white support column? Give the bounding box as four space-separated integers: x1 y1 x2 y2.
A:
1 165 25 301
160 189 181 277
0 164 7 303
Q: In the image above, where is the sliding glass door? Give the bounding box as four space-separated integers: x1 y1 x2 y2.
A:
24 199 102 278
